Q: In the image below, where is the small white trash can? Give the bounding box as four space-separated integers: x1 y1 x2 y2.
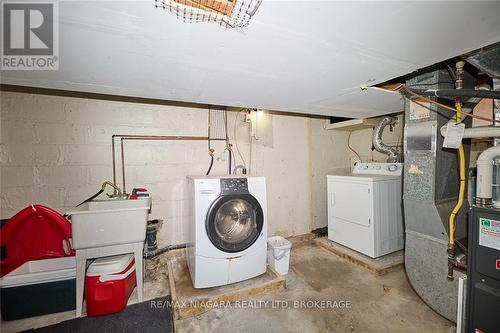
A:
267 236 292 275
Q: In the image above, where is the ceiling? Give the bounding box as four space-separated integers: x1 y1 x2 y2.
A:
2 1 500 117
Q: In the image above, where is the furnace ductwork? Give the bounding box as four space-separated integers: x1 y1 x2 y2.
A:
403 68 472 322
373 116 400 163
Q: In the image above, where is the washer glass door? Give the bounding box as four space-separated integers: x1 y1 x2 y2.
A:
206 195 263 253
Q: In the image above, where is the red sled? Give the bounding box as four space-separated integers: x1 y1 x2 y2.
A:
0 205 74 277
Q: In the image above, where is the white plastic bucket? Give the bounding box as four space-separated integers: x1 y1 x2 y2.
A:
267 236 292 275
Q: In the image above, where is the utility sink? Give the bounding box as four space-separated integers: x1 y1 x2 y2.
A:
66 198 151 250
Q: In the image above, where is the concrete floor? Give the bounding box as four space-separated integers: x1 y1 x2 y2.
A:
176 243 454 333
1 242 455 333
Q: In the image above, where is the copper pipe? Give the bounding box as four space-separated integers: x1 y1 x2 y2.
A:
112 134 226 194
122 136 211 140
112 134 210 189
121 138 126 193
112 136 117 194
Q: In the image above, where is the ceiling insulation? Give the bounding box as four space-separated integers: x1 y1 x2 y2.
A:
1 1 499 117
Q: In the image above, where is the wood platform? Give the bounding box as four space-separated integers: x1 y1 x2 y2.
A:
167 256 286 320
314 237 404 275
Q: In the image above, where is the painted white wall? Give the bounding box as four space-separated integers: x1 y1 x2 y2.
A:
0 92 350 245
310 120 350 230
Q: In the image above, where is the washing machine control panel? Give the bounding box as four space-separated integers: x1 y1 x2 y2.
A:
220 178 249 195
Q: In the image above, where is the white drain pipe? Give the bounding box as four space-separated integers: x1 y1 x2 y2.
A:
476 145 500 205
440 122 500 139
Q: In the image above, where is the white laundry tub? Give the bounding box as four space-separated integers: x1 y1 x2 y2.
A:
66 198 151 250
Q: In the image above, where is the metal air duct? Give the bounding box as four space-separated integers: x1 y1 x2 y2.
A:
403 68 473 322
373 116 400 163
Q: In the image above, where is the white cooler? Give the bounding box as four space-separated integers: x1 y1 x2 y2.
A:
0 257 76 320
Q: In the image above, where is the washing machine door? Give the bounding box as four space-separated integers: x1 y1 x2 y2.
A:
206 194 264 253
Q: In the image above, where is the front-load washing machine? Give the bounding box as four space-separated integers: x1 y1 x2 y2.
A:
186 175 267 288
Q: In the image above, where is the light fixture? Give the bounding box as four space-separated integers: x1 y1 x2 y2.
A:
154 0 262 28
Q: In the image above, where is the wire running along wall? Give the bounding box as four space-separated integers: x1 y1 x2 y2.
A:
154 0 262 28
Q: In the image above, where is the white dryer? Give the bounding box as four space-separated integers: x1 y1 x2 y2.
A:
186 176 267 288
327 163 404 258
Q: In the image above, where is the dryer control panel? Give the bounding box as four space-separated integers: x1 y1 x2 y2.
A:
352 163 403 176
221 178 249 195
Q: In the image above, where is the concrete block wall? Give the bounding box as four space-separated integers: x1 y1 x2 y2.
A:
1 91 350 245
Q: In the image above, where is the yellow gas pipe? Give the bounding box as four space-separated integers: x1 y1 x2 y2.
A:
449 102 466 245
447 100 466 280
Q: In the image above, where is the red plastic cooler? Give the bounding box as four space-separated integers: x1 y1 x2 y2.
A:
85 254 136 316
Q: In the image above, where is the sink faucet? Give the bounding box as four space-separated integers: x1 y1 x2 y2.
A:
102 181 128 199
75 181 127 207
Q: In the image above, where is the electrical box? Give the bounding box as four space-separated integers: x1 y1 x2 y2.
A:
467 207 500 333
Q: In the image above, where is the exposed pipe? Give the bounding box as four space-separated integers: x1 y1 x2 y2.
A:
121 138 125 193
75 181 125 207
112 135 205 192
397 85 495 123
410 88 500 100
372 116 400 163
143 216 187 259
440 123 500 139
476 145 500 206
447 60 466 281
116 135 226 193
112 137 117 192
121 135 226 193
146 219 163 252
436 82 500 139
447 104 466 281
228 146 232 175
143 243 187 259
